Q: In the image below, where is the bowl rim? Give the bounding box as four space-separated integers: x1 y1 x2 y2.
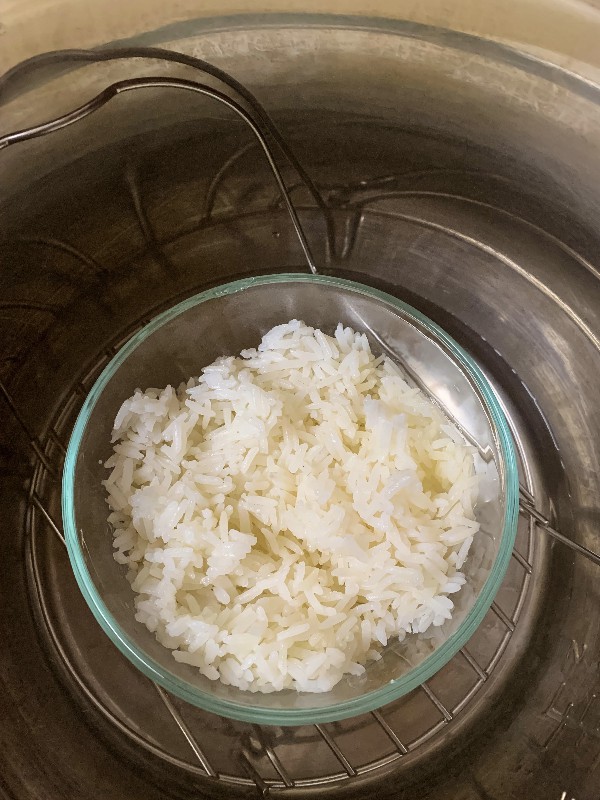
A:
62 272 519 725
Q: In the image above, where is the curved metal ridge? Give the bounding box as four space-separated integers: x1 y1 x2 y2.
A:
347 187 600 283
0 236 109 277
359 206 600 357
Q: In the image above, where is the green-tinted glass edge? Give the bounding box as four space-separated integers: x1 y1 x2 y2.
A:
62 273 519 725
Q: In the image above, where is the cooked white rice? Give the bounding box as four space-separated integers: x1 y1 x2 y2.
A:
104 320 479 693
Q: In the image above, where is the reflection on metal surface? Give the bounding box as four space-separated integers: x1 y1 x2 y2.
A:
125 164 174 272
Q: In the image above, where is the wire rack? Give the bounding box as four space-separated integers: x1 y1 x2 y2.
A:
15 303 538 794
1 46 599 796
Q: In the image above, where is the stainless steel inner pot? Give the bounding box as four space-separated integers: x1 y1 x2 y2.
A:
1 14 599 800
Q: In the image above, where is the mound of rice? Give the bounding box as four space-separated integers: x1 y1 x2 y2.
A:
104 320 479 693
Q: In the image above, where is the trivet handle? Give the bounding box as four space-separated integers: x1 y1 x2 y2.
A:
0 47 331 272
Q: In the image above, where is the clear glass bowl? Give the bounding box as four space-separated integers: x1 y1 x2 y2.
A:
62 274 519 725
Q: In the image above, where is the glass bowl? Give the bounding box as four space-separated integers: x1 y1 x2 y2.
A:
62 274 519 725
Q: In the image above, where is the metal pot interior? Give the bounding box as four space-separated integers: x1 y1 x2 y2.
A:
1 18 599 799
